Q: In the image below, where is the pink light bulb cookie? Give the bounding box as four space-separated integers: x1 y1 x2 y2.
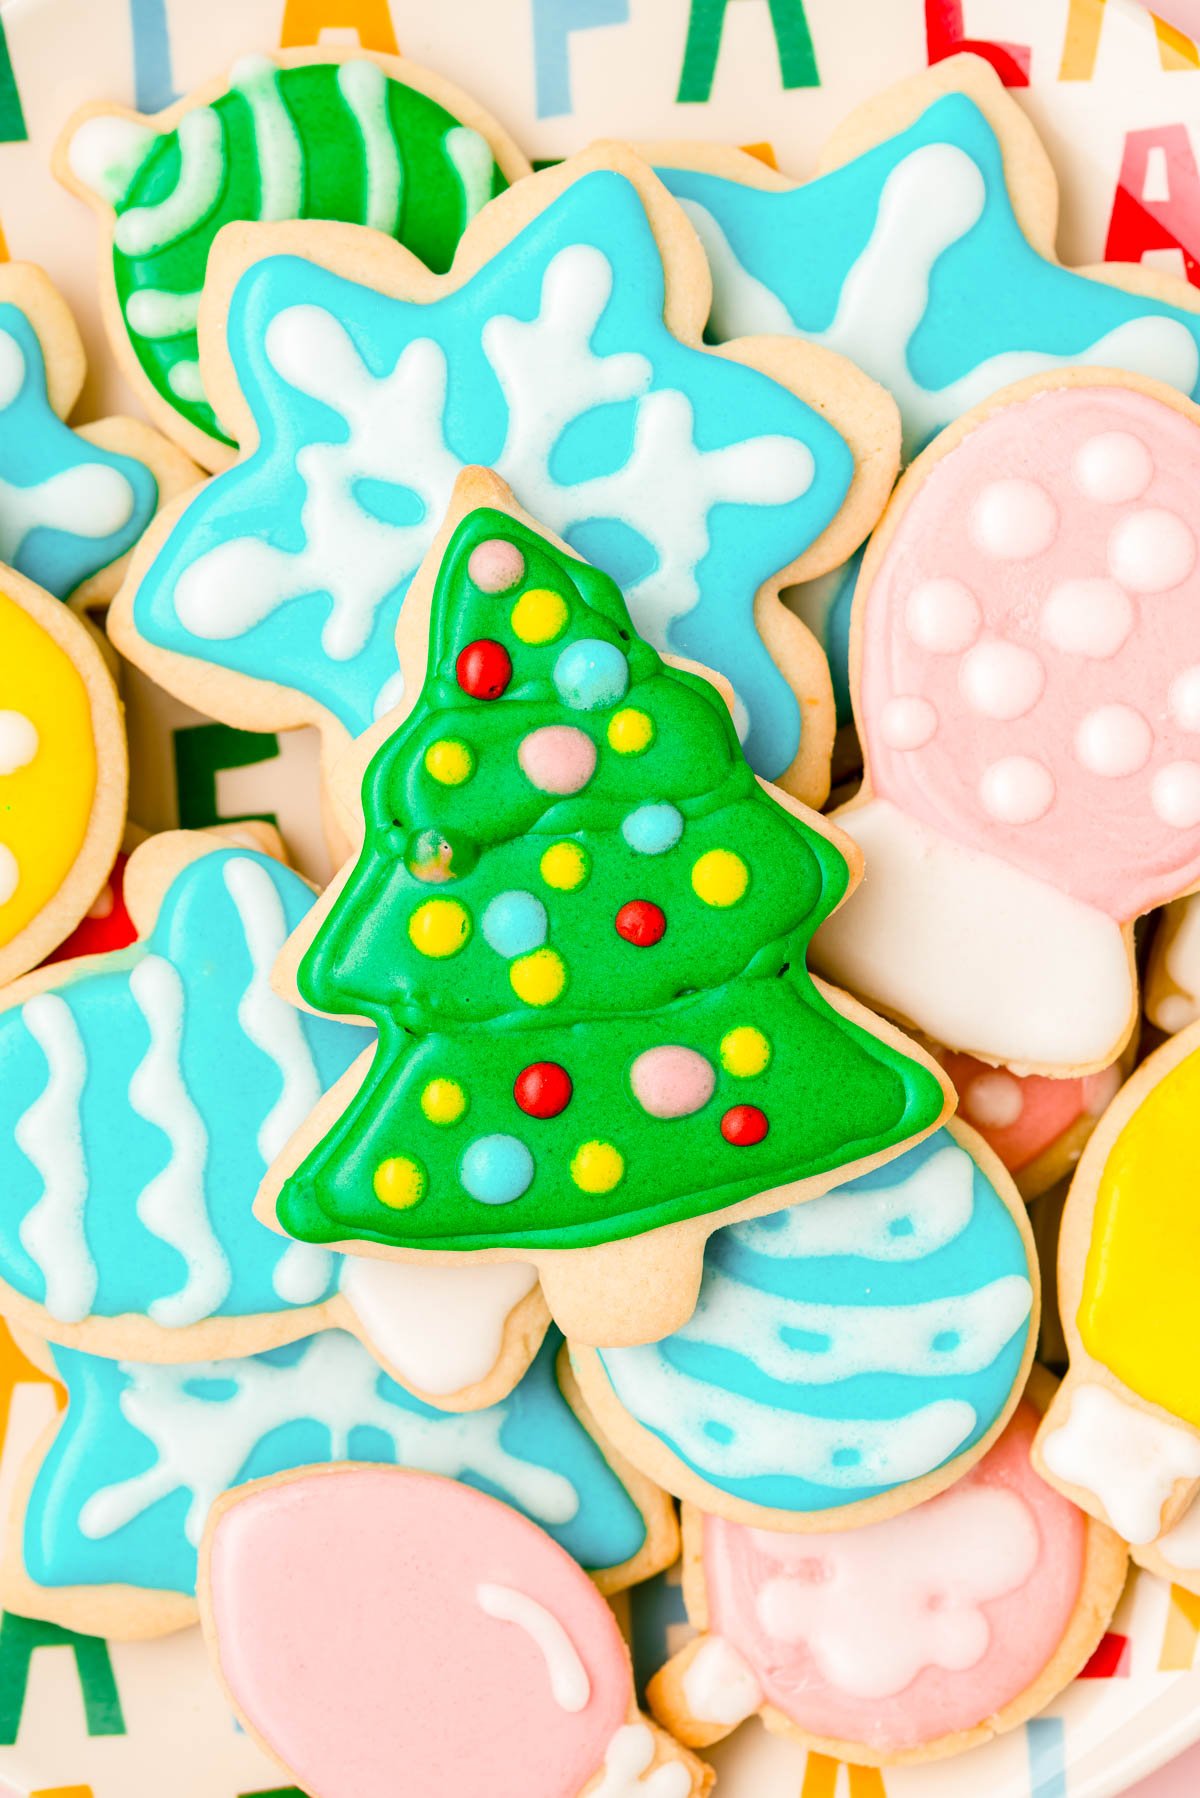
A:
648 1381 1126 1768
814 371 1200 1075
201 1465 709 1798
939 1047 1127 1201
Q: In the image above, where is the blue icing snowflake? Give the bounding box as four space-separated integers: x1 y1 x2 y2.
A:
659 90 1200 723
23 1329 646 1598
131 169 856 781
0 301 160 600
596 1128 1034 1515
660 93 1200 460
0 847 364 1329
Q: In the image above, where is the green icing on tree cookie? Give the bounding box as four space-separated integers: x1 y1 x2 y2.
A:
107 57 508 447
276 505 946 1254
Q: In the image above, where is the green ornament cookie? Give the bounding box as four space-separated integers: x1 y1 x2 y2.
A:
56 50 526 464
264 475 950 1344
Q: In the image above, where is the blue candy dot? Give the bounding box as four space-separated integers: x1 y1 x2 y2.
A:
621 802 684 856
554 638 629 711
481 890 548 958
460 1134 535 1205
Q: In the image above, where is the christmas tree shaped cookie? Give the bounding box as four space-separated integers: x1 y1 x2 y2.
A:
262 474 950 1345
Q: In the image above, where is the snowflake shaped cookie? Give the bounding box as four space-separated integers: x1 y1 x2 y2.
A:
111 147 899 803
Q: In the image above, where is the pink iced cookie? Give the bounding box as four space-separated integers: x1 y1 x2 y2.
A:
815 377 1200 1073
201 1465 705 1798
648 1399 1127 1764
942 1050 1124 1198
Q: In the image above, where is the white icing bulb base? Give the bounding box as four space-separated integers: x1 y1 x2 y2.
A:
812 798 1133 1071
1039 1382 1200 1544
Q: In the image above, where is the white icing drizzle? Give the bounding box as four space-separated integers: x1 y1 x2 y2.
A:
231 56 302 223
602 1345 976 1487
681 1636 762 1726
444 124 494 227
128 955 229 1328
693 143 1200 457
476 1583 590 1712
337 60 402 234
15 993 96 1323
222 856 321 1161
114 106 224 257
736 1141 973 1261
1040 1383 1200 1543
173 246 814 676
77 1329 579 1545
338 1255 538 1395
124 288 202 339
271 1239 337 1305
683 1273 1032 1386
591 1725 692 1797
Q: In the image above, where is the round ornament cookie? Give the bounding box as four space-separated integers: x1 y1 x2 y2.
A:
56 48 530 468
200 1465 710 1798
258 472 950 1347
814 371 1200 1075
0 559 126 985
1036 1017 1200 1545
572 1121 1037 1528
647 1379 1127 1767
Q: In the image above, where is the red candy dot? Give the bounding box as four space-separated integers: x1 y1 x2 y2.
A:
615 900 666 947
456 639 512 700
515 1062 573 1119
721 1104 768 1146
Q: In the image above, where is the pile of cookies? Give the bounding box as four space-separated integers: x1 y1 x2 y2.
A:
4 37 1200 1797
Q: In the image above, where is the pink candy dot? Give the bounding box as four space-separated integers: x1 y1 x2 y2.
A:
963 1070 1024 1129
979 757 1055 824
880 696 937 749
629 1045 716 1118
969 479 1058 560
468 538 526 594
517 726 597 795
1108 508 1195 593
1073 431 1154 504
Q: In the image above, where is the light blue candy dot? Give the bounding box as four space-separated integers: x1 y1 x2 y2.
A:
460 1134 535 1205
621 802 684 856
481 890 548 958
553 638 629 711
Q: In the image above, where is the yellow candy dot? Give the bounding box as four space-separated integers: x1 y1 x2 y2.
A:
692 848 749 907
421 1078 467 1125
607 708 654 754
373 1155 427 1209
408 898 471 958
511 587 569 645
571 1140 625 1194
510 946 566 1006
721 1027 771 1078
539 842 589 892
424 739 475 786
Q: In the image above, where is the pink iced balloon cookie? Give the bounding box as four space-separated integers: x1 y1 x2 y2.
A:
201 1465 707 1798
647 1393 1127 1766
941 1049 1125 1200
814 375 1200 1073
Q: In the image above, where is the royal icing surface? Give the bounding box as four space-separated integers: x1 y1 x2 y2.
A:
660 94 1200 460
273 506 945 1260
856 385 1200 920
70 56 509 446
1039 1383 1200 1544
0 301 159 600
0 589 98 957
0 847 361 1327
697 1402 1084 1750
1077 1041 1200 1431
206 1468 634 1798
942 1050 1120 1178
595 1129 1033 1513
131 169 855 778
23 1328 645 1598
